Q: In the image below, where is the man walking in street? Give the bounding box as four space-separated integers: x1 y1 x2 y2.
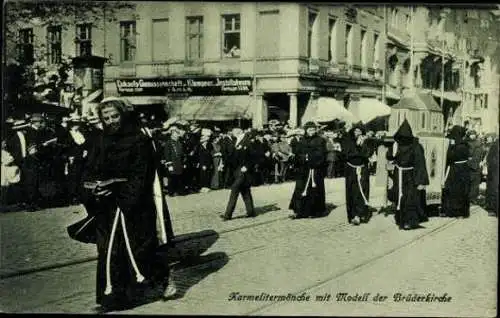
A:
220 128 256 221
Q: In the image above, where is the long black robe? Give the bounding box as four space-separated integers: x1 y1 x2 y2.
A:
388 141 430 228
288 134 327 218
441 126 471 218
485 139 498 214
341 133 370 223
467 139 485 201
81 123 163 305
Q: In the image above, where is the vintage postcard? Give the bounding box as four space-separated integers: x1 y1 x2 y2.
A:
1 1 498 316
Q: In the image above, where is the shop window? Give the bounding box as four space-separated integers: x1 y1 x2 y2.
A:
47 25 62 64
76 23 92 57
186 16 204 62
328 17 337 63
222 14 241 58
308 10 319 59
120 21 136 62
18 28 34 65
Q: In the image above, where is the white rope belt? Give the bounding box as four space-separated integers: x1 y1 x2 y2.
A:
442 160 468 188
301 169 316 197
105 207 145 295
347 162 369 205
395 165 414 211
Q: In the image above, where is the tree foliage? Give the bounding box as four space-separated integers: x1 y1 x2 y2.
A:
3 1 136 113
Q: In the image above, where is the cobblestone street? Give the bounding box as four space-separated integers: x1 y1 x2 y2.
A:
0 178 497 316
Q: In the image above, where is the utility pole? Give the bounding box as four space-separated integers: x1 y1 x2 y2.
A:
381 5 388 105
252 2 259 128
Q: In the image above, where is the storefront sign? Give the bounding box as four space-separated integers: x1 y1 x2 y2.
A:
115 77 253 96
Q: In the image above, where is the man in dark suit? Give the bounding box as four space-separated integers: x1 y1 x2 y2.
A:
162 124 186 196
220 129 236 188
220 128 256 221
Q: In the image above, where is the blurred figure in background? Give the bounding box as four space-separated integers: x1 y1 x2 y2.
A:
441 125 471 218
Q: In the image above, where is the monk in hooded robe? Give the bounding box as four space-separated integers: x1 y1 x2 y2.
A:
81 100 175 311
341 122 371 225
441 125 471 218
288 121 327 219
386 119 430 230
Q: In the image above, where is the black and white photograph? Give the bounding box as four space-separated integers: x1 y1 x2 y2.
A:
1 1 498 316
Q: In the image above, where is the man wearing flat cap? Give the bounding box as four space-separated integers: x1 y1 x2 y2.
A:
23 113 58 211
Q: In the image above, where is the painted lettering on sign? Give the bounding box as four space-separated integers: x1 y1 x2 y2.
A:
115 77 253 96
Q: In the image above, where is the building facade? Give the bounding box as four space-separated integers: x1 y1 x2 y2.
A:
5 2 499 132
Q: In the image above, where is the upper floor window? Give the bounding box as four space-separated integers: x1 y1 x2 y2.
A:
345 23 352 64
406 14 411 31
421 112 426 129
308 10 319 59
360 28 367 67
76 23 92 57
47 25 62 64
186 16 204 61
484 94 488 109
373 32 380 68
391 8 399 27
18 28 34 65
120 21 136 62
328 17 337 62
222 14 240 58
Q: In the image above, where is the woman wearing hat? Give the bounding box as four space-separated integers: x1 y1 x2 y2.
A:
288 121 327 219
441 125 471 218
341 122 371 225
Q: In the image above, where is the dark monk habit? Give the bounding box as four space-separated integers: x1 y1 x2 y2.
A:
441 125 471 218
387 119 429 230
288 121 327 219
342 122 370 225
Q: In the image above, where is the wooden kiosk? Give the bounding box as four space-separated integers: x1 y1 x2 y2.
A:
387 91 448 205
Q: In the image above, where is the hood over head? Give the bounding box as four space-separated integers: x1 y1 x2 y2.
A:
394 119 415 145
446 125 467 142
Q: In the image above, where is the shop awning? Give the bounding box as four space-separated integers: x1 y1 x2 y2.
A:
349 98 391 124
301 97 358 124
392 92 442 112
431 91 462 102
174 95 253 121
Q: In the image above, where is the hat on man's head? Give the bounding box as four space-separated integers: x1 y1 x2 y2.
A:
12 120 29 130
201 128 212 137
302 121 319 129
30 113 45 121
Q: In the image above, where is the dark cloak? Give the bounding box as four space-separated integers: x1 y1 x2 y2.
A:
288 134 327 218
340 126 370 223
441 125 471 217
389 120 430 228
81 120 166 305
